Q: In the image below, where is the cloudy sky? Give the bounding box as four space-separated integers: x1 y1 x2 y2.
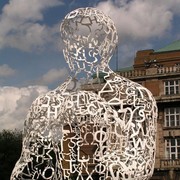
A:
0 0 180 130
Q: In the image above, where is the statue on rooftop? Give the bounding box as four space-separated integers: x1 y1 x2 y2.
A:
11 7 157 180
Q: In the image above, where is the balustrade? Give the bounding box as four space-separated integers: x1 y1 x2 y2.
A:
118 65 180 78
160 159 180 168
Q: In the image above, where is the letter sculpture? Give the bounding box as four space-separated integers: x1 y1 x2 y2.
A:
11 7 157 180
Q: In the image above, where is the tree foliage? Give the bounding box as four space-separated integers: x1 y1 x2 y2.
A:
0 130 22 180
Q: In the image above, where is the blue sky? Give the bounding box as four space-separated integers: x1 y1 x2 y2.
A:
0 0 180 130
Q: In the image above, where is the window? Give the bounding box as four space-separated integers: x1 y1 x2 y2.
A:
165 138 180 159
165 107 180 127
164 80 179 95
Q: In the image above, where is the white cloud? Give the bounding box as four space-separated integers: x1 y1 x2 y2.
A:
0 64 16 77
95 0 180 67
2 0 62 22
0 0 63 51
35 67 68 86
0 66 68 131
0 86 49 130
96 0 180 41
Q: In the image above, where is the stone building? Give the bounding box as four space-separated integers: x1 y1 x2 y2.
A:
119 40 180 180
83 40 180 179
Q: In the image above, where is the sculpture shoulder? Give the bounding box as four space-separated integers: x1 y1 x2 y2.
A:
29 81 71 109
23 86 69 131
100 73 155 101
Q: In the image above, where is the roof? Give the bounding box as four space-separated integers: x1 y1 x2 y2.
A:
155 40 180 53
92 72 107 79
117 66 134 72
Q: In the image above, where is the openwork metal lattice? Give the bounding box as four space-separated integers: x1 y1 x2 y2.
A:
11 7 157 180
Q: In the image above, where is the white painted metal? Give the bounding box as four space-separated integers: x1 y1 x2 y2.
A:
11 7 157 180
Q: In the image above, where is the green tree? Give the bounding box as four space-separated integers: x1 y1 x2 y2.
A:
0 130 22 180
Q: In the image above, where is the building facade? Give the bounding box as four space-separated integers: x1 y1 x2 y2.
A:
119 41 180 180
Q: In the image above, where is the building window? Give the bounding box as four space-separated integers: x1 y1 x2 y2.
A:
165 138 180 159
164 80 179 95
165 107 180 127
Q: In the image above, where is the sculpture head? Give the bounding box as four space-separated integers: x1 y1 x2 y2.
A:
60 7 118 75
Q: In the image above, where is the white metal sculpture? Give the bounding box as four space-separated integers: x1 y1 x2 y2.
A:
11 7 157 180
